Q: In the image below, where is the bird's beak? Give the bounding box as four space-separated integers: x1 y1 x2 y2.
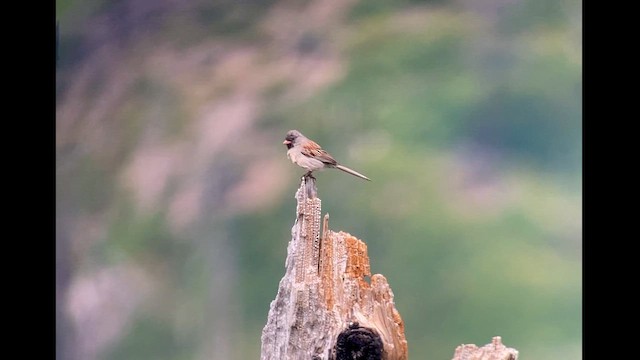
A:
283 140 291 145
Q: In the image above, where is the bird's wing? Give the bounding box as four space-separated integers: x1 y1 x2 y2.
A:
301 140 338 165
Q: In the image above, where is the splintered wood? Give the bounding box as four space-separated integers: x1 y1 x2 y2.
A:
261 177 408 360
452 336 519 360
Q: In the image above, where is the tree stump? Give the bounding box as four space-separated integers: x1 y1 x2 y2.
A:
260 177 408 360
260 177 520 360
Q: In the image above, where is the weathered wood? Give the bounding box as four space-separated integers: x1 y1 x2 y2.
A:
261 177 407 360
261 177 519 359
451 336 518 360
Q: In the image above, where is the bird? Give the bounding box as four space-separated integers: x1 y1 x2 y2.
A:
283 130 371 181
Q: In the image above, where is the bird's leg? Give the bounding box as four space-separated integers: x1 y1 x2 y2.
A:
303 171 316 181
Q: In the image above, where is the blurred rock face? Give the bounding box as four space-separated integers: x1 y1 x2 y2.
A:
57 0 360 358
57 0 581 359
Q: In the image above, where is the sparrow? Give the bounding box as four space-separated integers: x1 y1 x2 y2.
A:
283 130 371 181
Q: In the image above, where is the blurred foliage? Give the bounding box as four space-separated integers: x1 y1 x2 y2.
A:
57 0 581 359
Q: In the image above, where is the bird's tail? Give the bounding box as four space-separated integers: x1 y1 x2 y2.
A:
335 164 371 181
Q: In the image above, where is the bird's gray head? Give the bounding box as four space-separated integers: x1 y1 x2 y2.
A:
283 130 304 149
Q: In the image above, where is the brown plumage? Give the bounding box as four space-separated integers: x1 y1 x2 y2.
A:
283 130 371 181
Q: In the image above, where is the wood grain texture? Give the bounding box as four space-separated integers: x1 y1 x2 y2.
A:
261 177 407 360
261 177 518 360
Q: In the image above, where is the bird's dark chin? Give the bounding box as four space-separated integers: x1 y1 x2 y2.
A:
285 143 294 149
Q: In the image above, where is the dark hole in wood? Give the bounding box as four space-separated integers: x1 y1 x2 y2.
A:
334 322 383 360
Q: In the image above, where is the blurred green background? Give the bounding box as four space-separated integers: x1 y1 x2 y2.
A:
56 0 581 359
